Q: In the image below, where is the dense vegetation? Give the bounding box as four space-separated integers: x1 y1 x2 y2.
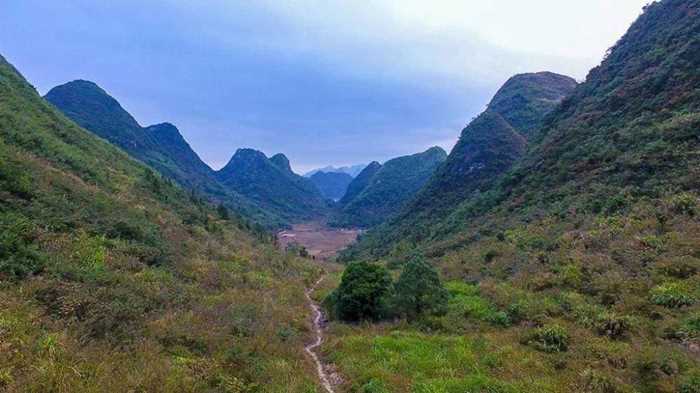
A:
216 148 329 222
328 1 700 392
333 147 447 228
339 161 382 206
0 54 322 392
309 171 354 201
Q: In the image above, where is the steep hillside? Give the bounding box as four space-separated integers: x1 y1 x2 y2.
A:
270 152 295 175
45 81 280 226
216 148 328 221
309 171 354 201
334 147 447 228
333 1 700 391
353 72 574 253
339 161 382 206
0 54 320 391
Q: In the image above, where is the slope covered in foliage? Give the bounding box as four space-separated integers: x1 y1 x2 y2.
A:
333 147 447 228
339 161 382 206
45 81 281 227
347 72 574 254
0 54 321 392
309 171 354 201
330 1 700 391
216 148 329 222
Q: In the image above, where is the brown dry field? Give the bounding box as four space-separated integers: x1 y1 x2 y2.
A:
277 222 361 260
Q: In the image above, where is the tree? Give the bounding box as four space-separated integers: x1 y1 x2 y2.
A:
334 261 392 321
393 254 448 320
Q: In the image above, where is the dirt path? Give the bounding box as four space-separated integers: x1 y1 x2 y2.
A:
304 276 335 393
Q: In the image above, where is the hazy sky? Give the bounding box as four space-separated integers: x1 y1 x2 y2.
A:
1 1 650 173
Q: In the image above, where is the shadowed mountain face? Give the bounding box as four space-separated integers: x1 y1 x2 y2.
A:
309 171 354 201
333 147 447 228
215 148 328 221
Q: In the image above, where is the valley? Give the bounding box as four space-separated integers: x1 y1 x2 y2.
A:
277 222 361 261
2 1 700 392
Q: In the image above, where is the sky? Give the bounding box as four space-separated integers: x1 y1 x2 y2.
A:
1 0 651 173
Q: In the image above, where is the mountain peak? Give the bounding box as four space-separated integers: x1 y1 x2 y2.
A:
270 153 294 174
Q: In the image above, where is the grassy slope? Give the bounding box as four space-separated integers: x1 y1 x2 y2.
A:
0 54 321 392
327 1 700 392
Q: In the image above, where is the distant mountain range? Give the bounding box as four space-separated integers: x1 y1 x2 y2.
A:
304 164 367 178
45 81 325 226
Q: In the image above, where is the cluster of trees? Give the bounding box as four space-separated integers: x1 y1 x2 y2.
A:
327 254 449 322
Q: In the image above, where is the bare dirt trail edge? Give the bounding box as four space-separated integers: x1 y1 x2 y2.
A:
304 276 335 393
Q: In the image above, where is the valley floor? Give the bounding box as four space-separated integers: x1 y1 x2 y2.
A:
277 222 361 260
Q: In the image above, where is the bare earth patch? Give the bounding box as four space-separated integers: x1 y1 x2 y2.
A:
278 222 361 260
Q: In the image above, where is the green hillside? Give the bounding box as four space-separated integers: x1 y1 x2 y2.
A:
330 1 700 391
45 81 282 227
0 54 320 392
346 72 575 257
339 161 382 206
216 148 329 222
333 147 447 228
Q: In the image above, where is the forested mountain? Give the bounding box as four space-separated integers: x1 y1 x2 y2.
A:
309 171 354 201
339 161 382 206
360 72 575 248
333 146 447 228
216 148 328 221
335 1 700 390
0 54 319 391
44 80 280 225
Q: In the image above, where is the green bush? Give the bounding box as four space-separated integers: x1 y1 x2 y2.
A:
333 261 392 321
393 254 449 320
595 312 633 339
650 282 696 308
680 373 700 393
524 324 569 353
670 192 698 216
0 212 44 279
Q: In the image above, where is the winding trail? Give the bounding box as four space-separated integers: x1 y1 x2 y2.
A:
304 276 335 393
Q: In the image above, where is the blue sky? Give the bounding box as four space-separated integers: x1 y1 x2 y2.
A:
1 0 650 173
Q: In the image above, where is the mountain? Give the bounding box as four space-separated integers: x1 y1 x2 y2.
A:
0 54 318 391
309 171 354 201
269 153 295 175
45 80 280 226
216 148 328 221
333 147 447 228
359 72 575 247
339 161 382 206
335 2 700 391
305 163 367 178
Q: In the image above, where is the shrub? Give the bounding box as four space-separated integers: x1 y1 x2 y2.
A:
393 254 449 320
525 324 569 353
655 256 699 279
595 312 633 339
650 282 696 308
670 192 698 216
679 312 700 339
0 212 44 279
334 261 392 321
579 369 621 393
680 373 700 393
